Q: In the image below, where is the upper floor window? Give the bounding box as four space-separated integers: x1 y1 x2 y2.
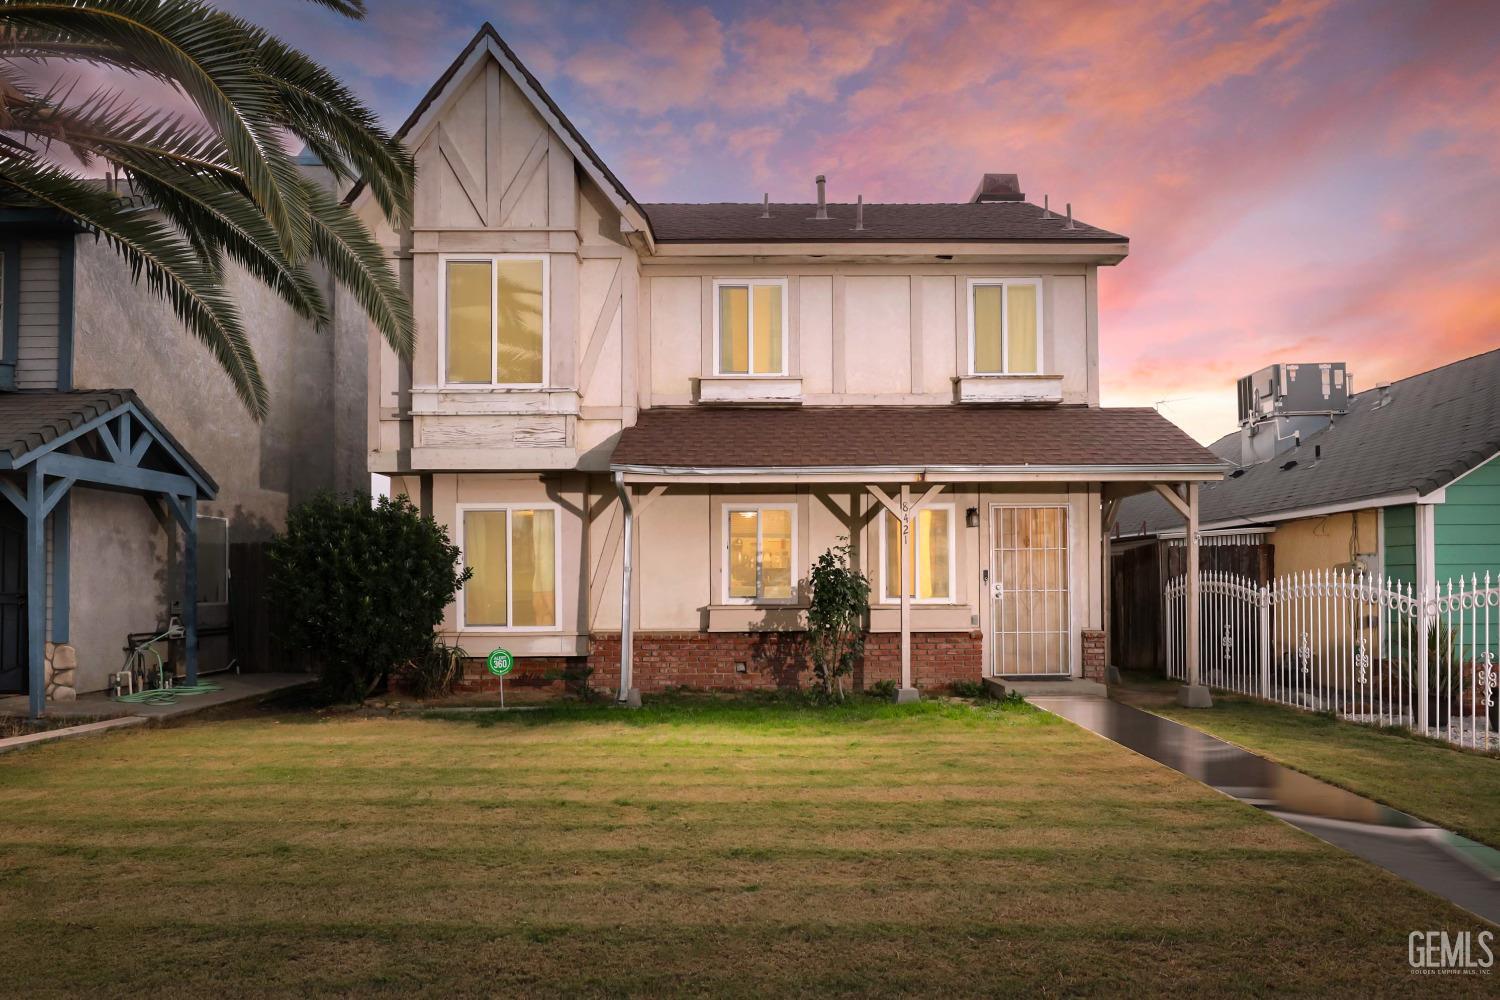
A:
459 504 559 630
713 278 786 376
880 504 954 603
442 254 547 386
968 278 1042 375
723 504 796 603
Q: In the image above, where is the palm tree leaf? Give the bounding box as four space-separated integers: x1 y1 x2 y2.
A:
3 0 314 261
301 177 412 358
301 0 366 16
0 157 268 416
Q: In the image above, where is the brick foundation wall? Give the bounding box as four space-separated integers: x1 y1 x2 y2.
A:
586 630 984 694
454 656 579 694
1081 629 1107 682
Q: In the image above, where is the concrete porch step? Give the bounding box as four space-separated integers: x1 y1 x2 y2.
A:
983 676 1107 700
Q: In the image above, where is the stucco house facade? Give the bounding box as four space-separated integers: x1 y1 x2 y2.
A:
359 25 1225 700
0 162 367 716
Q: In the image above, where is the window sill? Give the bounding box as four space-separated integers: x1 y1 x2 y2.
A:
953 374 1063 404
410 385 579 415
697 376 803 405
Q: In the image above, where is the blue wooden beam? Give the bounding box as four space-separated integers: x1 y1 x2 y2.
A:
52 493 69 645
41 476 73 518
0 475 24 514
182 495 198 685
25 465 43 718
1 238 19 391
36 451 197 498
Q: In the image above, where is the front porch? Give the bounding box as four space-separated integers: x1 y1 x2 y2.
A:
0 390 216 717
606 405 1226 703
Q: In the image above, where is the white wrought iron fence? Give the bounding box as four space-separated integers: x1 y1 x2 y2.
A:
1165 568 1500 750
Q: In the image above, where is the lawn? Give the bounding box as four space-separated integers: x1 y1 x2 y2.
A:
0 695 1488 997
1142 689 1500 850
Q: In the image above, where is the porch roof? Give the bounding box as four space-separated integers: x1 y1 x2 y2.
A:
611 405 1226 482
0 389 217 497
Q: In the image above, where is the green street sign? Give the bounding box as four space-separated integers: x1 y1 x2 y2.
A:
486 648 514 677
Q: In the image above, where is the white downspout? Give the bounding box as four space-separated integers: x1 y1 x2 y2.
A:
613 472 636 705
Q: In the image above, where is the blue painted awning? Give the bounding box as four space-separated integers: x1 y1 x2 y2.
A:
0 389 217 499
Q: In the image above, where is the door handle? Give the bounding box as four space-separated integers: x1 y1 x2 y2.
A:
992 582 1004 600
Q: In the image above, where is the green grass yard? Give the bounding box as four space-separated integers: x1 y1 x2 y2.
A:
1143 690 1500 850
0 696 1488 997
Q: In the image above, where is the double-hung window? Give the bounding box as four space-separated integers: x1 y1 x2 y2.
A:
968 278 1042 375
880 504 955 603
723 504 796 603
713 278 787 376
460 504 559 629
443 254 547 386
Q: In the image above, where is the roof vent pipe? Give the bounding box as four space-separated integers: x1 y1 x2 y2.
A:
854 194 865 231
814 174 829 220
1042 194 1052 220
760 193 770 219
1064 203 1075 230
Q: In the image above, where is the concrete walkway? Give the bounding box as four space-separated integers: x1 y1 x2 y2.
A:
0 672 312 721
1033 695 1500 926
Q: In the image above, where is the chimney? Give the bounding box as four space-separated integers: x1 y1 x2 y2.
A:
1235 362 1350 466
813 174 829 220
760 193 770 218
1042 194 1052 220
969 173 1024 202
1064 203 1075 230
854 194 865 231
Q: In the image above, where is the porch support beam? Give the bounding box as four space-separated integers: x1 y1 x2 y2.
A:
1177 481 1211 708
25 464 44 718
868 482 944 701
162 492 199 686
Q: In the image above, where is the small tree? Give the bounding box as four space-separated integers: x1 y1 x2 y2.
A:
807 540 870 701
268 493 470 702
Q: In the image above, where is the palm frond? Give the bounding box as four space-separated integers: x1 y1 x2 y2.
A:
301 177 412 358
301 0 366 16
4 0 314 261
0 157 268 416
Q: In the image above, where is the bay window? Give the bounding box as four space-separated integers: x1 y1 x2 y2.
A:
460 505 559 629
968 278 1042 375
723 504 795 603
443 255 547 386
713 279 786 376
881 505 954 602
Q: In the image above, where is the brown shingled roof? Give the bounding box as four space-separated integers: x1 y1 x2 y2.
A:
642 201 1125 244
611 406 1221 471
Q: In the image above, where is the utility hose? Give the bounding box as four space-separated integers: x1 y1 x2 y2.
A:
114 682 223 705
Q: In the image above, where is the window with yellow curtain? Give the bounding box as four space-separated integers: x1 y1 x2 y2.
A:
446 260 492 383
444 256 547 386
462 506 557 628
497 259 544 384
725 506 795 601
717 281 785 375
970 280 1041 374
883 506 953 601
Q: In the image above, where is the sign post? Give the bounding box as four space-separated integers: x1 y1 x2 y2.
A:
486 648 514 708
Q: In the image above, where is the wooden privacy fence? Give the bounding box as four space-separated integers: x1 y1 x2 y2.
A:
1166 568 1500 750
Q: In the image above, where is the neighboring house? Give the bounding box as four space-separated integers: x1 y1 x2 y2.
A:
0 167 367 716
356 24 1224 700
1113 350 1500 669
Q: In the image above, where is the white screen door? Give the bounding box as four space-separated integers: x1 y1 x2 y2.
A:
991 506 1071 676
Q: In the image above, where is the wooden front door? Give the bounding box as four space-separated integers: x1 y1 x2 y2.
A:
0 502 26 693
991 505 1072 677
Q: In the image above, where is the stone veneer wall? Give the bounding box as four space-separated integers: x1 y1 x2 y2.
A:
43 642 78 703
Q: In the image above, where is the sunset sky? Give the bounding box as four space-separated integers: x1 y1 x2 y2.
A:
229 0 1500 443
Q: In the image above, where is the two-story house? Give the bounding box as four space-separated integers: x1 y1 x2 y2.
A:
0 163 366 717
358 25 1226 702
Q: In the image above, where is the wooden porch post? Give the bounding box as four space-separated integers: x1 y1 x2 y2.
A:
25 464 45 719
182 495 198 686
868 483 943 702
1152 481 1211 708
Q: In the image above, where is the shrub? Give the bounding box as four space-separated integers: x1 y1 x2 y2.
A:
866 679 899 700
398 643 468 700
948 679 988 699
269 493 470 702
807 541 870 702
